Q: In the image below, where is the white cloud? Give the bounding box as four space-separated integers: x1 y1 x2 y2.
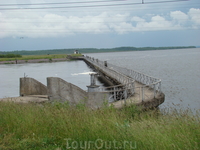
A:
131 16 145 22
109 22 134 34
170 10 189 28
170 11 188 20
188 8 200 28
0 3 200 38
141 15 172 31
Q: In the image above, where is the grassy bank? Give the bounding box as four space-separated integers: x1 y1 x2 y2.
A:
0 54 82 62
0 102 199 150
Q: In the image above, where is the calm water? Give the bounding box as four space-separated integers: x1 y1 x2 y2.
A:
0 60 103 98
0 48 199 110
87 48 200 110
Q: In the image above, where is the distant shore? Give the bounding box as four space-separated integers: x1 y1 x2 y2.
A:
0 54 83 65
0 58 69 65
0 46 196 56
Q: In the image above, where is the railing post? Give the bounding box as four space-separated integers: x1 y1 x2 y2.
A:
114 87 116 100
142 86 144 102
124 88 127 105
159 82 161 92
131 82 134 95
104 61 107 67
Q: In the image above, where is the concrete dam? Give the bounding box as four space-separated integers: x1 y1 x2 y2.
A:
5 55 165 109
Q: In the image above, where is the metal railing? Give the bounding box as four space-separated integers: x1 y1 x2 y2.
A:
84 56 162 103
107 62 162 92
98 82 135 103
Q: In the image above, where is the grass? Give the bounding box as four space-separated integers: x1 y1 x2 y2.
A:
0 54 82 62
0 102 199 150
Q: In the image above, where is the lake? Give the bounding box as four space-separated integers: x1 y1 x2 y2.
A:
0 60 104 98
0 48 199 110
87 48 200 111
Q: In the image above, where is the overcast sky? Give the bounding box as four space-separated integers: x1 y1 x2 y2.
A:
0 0 200 51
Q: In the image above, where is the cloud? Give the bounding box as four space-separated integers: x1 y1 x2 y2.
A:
0 4 200 38
188 8 200 28
133 15 173 31
131 16 145 22
170 11 188 21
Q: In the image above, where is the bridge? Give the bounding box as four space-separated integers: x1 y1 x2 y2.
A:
83 56 165 108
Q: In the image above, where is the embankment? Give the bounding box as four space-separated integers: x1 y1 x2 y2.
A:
0 58 69 64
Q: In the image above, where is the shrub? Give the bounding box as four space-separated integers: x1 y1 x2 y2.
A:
0 54 22 58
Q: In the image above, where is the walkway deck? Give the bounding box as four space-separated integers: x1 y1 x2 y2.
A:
111 81 164 109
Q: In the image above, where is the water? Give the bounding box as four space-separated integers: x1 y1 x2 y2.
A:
87 48 200 111
0 60 103 98
0 48 199 111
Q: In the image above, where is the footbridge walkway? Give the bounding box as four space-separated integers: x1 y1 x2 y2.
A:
83 56 165 108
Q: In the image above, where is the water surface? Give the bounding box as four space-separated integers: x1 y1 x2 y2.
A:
0 60 102 98
87 48 200 110
0 48 199 111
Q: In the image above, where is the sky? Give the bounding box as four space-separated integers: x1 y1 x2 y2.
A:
0 0 200 51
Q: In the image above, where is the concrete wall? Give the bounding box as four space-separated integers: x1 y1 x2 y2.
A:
138 93 165 109
87 92 110 108
19 76 163 109
20 77 47 96
47 77 109 108
47 77 87 104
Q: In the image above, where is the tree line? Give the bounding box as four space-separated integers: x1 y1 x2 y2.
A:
0 54 22 58
0 46 196 56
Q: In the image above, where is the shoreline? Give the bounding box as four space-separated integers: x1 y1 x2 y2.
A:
0 58 70 65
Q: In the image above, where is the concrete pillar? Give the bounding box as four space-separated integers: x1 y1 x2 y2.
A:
87 73 100 92
104 61 107 67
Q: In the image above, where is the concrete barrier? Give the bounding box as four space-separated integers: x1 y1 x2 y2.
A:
19 77 109 108
19 75 164 109
20 77 47 96
47 77 87 104
87 92 110 108
47 77 109 108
